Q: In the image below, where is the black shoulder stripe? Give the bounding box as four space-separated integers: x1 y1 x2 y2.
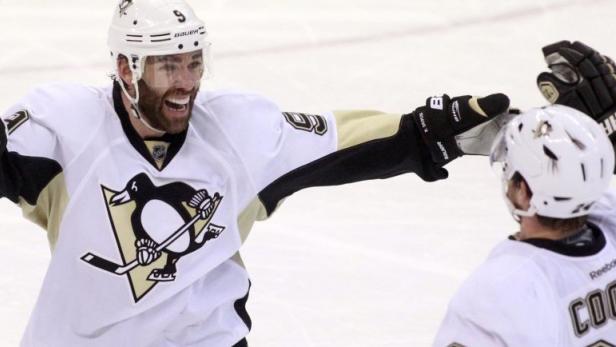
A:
0 152 62 205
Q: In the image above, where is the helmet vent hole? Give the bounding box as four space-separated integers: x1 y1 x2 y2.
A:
194 41 199 47
581 163 587 181
518 123 523 132
543 145 558 161
133 20 138 25
178 44 184 50
554 196 572 201
566 131 586 150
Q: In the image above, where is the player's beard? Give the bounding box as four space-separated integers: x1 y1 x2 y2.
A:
137 80 199 134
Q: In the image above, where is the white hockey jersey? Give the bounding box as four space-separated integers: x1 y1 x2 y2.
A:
433 189 616 347
1 82 446 347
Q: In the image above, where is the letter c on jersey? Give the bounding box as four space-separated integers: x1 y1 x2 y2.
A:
569 280 616 337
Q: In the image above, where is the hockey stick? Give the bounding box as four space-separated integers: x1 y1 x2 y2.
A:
81 194 222 275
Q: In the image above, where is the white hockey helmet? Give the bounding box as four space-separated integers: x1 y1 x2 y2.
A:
490 104 614 219
108 0 211 85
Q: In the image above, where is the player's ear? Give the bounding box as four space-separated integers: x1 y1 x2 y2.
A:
517 180 533 208
116 55 134 94
508 176 532 210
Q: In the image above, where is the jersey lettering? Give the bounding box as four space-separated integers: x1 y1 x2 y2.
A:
587 340 616 347
609 282 616 319
569 280 616 337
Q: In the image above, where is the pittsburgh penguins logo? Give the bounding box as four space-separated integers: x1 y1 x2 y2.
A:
81 173 225 302
118 0 133 17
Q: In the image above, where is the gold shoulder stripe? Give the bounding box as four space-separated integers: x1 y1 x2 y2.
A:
237 197 268 243
18 172 69 250
333 110 402 150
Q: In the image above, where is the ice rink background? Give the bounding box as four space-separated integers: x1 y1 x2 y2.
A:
1 0 616 346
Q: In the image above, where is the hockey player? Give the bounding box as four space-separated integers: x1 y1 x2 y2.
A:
1 0 512 346
432 41 616 347
432 105 616 346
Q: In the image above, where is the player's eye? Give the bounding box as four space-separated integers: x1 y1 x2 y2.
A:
160 64 178 72
188 61 202 70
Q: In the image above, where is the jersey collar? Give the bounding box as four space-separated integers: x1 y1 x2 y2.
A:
112 82 188 171
511 223 606 257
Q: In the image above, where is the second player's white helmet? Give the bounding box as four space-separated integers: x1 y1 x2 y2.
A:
490 105 614 219
108 0 210 83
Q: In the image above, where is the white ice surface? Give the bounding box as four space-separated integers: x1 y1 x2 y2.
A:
1 0 616 346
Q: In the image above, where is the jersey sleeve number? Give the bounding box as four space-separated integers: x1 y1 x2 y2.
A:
282 112 327 136
4 110 31 134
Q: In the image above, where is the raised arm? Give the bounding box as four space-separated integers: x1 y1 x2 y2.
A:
0 84 99 246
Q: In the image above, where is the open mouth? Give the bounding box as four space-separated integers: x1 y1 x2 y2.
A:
164 96 190 113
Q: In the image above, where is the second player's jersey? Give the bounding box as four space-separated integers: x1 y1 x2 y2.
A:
433 190 616 347
1 82 443 346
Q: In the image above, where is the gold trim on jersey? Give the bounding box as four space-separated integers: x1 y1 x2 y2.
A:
333 110 402 150
230 197 269 269
237 197 268 244
18 173 69 250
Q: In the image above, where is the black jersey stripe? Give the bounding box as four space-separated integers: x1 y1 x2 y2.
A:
0 151 62 205
257 115 447 216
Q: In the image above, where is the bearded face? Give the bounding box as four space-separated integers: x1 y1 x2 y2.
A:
136 51 204 134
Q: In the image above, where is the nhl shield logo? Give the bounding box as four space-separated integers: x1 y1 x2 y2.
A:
81 173 226 302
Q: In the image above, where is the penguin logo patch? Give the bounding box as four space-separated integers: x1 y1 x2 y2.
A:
118 0 133 17
81 173 226 302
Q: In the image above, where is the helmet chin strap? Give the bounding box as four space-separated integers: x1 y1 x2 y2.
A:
117 77 166 136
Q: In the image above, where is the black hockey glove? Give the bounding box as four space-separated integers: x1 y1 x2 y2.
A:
410 93 510 165
537 40 616 143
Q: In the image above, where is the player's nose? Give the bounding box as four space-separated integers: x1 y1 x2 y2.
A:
174 67 199 90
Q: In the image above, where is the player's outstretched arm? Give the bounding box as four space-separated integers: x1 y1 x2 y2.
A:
537 40 616 149
250 93 510 216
